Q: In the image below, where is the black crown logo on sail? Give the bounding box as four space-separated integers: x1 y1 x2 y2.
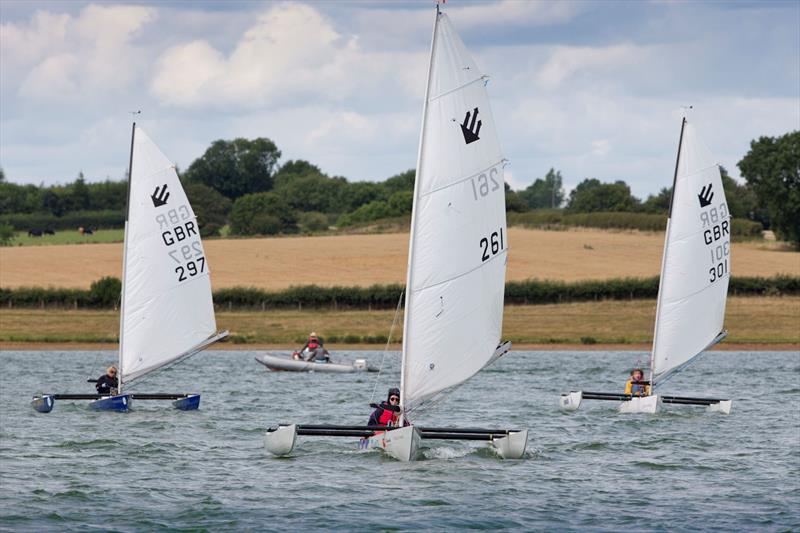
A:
151 184 170 207
460 107 482 145
697 183 714 208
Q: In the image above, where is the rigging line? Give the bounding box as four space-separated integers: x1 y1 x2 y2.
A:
428 75 487 103
419 159 505 199
410 249 508 294
369 288 405 404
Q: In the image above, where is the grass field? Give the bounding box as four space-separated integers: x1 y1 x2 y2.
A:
1 296 797 346
8 229 124 247
1 227 798 289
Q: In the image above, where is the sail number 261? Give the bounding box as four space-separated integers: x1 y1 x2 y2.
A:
470 168 501 200
480 228 505 262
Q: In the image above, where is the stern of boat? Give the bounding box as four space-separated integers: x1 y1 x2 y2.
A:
618 394 660 414
265 424 298 456
490 429 528 459
559 391 583 411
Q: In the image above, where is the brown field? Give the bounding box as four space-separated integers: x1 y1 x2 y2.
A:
1 228 798 289
1 296 797 347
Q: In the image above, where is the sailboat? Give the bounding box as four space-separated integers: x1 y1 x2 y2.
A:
264 5 528 461
560 114 732 414
31 123 229 413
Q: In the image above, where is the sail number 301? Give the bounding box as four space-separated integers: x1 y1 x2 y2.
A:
480 228 505 262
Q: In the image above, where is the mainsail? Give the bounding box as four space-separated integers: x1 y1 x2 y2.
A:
650 119 730 385
401 11 507 411
119 126 219 386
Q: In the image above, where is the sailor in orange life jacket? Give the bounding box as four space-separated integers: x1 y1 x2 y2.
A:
624 368 651 396
368 388 407 427
293 332 331 362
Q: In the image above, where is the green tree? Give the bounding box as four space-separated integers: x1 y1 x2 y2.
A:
504 183 528 213
275 173 346 214
184 183 232 236
567 178 640 213
382 169 415 195
387 190 413 215
642 187 672 214
519 168 565 209
183 138 281 199
272 159 322 189
0 222 14 246
69 172 91 211
738 131 800 248
719 166 764 224
229 192 297 235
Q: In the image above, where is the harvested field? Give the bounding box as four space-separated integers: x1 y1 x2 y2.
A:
1 228 798 289
1 296 797 346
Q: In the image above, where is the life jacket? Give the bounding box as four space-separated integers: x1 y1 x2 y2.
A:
307 338 319 350
375 403 399 426
625 379 650 396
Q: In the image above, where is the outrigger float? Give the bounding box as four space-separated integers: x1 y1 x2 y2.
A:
560 115 733 415
31 122 228 413
264 6 527 461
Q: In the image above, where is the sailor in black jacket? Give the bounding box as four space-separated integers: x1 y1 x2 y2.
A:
95 366 119 395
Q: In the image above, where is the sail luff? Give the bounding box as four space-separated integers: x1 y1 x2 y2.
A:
649 116 686 388
118 122 137 393
400 6 441 413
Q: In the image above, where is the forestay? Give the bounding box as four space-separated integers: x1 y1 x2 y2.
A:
120 126 218 384
401 12 507 411
650 120 730 385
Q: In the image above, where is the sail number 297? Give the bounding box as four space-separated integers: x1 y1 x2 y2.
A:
480 228 505 262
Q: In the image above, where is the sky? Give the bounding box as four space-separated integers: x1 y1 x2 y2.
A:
1 0 798 199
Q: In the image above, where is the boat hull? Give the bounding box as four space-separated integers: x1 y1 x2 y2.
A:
559 391 582 411
265 424 298 456
255 354 378 373
618 394 660 414
361 426 420 462
490 430 528 459
88 394 131 412
31 395 55 413
172 394 200 411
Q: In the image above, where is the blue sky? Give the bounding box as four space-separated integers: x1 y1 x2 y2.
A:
1 0 798 198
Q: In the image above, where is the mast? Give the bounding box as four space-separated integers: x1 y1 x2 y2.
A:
649 114 687 388
400 4 440 419
118 120 136 394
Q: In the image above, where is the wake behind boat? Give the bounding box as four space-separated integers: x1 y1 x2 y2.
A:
560 114 732 415
255 353 377 373
265 5 527 461
31 122 228 413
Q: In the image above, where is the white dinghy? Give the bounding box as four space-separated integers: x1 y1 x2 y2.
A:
254 353 378 373
560 114 732 415
265 5 528 460
32 122 228 413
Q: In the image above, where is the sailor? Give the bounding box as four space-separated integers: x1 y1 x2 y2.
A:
625 368 650 396
300 332 331 363
95 365 119 396
368 388 402 427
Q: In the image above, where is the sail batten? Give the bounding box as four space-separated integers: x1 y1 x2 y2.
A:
651 119 730 385
401 11 507 412
119 126 219 387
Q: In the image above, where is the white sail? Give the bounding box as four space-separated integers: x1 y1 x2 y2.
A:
119 126 218 385
401 11 507 411
650 120 730 384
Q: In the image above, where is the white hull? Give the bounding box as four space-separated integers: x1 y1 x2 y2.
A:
362 426 421 462
619 394 661 414
559 391 582 411
490 430 528 459
255 354 377 373
707 399 732 414
265 424 297 456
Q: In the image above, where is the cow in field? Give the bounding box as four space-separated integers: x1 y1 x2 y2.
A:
43 228 55 235
78 227 94 235
28 229 43 237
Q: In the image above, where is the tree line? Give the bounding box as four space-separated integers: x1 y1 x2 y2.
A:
1 130 797 247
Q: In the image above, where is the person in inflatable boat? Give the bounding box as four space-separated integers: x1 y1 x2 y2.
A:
368 387 407 427
294 332 331 362
624 368 651 396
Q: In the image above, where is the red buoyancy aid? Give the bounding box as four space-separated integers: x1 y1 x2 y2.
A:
307 338 319 350
377 407 398 426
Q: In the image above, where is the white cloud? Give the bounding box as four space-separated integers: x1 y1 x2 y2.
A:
3 4 154 102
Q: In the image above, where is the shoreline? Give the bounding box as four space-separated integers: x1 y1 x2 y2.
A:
2 341 797 352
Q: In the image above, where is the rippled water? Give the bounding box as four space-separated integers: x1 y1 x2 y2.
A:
1 349 798 531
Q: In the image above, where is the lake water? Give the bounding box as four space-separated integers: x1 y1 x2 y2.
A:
1 349 798 531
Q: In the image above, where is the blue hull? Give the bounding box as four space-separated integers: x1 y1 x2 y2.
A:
172 394 200 411
31 395 55 413
88 394 131 412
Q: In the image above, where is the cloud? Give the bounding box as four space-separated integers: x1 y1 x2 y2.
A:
3 4 154 102
535 44 644 91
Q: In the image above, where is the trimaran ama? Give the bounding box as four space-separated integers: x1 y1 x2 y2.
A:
560 115 732 414
32 123 228 413
265 5 528 461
